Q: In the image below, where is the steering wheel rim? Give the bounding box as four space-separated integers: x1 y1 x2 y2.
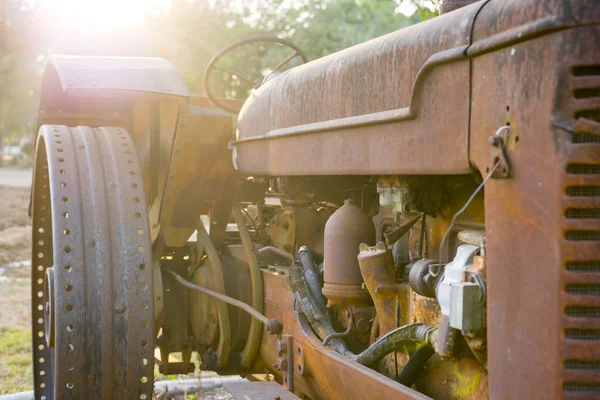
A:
203 36 308 114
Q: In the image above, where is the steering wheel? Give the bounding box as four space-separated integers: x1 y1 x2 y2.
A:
203 36 308 114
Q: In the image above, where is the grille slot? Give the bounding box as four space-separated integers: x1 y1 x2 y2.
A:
573 117 600 143
565 208 600 219
565 230 600 241
565 285 600 296
566 186 600 196
565 329 600 340
572 66 600 76
566 164 600 174
564 383 600 392
574 88 600 99
565 360 600 370
566 261 600 272
573 133 600 143
574 110 600 122
565 307 600 318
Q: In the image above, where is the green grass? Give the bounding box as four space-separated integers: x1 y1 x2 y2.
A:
0 325 32 394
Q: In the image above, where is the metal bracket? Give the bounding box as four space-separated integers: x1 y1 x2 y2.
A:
276 334 294 392
295 344 305 377
487 125 511 178
157 339 195 375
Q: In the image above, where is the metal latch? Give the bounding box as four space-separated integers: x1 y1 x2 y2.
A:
487 125 511 178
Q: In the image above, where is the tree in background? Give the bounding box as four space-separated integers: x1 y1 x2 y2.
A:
0 1 42 149
164 0 433 97
0 0 440 145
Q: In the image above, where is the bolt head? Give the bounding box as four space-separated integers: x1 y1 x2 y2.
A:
356 318 370 333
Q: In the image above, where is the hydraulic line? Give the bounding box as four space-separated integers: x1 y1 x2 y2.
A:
298 246 328 311
323 313 354 345
258 246 294 261
398 346 435 387
165 269 282 335
288 264 351 356
288 260 436 365
351 323 435 367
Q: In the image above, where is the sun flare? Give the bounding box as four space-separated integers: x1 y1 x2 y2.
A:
38 0 170 25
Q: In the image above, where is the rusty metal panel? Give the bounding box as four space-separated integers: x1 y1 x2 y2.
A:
36 58 191 184
238 3 479 133
158 107 234 246
234 3 485 176
37 57 189 136
469 26 600 399
157 106 266 247
471 0 600 48
258 270 430 400
47 55 189 96
235 60 472 175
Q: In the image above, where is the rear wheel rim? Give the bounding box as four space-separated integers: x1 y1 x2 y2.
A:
31 125 155 400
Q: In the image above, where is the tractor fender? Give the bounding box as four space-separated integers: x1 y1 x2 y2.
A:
42 55 189 98
38 55 190 128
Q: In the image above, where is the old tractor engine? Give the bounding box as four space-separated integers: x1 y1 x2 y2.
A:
29 0 599 399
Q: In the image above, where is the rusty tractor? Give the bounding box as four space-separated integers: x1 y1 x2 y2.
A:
30 0 600 399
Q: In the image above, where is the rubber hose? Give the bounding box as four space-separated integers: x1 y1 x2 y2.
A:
289 264 351 355
397 346 435 387
353 323 433 367
298 247 328 310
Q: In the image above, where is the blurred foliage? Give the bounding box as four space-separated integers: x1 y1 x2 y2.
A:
0 0 439 142
0 2 41 141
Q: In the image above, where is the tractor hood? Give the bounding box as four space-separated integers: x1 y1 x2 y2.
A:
234 0 596 176
234 1 483 176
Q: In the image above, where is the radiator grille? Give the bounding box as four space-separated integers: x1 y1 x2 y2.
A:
562 64 600 397
574 110 600 121
565 360 600 370
572 66 600 76
565 209 600 219
564 383 600 393
566 285 600 296
566 330 600 341
564 231 600 241
574 88 600 99
565 186 600 197
566 307 600 318
566 164 600 174
566 261 600 273
573 133 600 143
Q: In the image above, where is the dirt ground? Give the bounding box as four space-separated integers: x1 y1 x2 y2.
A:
0 186 31 268
0 185 33 394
